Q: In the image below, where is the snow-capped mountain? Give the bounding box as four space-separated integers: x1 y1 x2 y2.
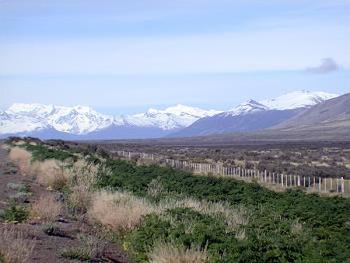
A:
125 104 221 130
0 90 340 139
225 100 268 117
170 90 339 137
7 103 114 135
0 103 220 138
260 90 338 110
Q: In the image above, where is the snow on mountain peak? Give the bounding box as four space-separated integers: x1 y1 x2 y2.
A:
7 103 55 117
3 103 114 135
227 99 268 116
126 104 221 130
0 91 340 136
164 104 221 118
260 90 338 110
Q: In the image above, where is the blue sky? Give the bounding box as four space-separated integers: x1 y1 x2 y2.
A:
0 0 349 114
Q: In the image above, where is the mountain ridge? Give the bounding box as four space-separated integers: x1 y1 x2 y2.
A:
0 90 340 139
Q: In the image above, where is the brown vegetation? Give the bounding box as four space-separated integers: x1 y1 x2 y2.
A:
33 160 68 190
0 226 35 263
8 147 32 176
88 191 156 232
30 194 62 222
149 242 208 263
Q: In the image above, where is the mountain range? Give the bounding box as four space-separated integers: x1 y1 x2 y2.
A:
0 90 341 140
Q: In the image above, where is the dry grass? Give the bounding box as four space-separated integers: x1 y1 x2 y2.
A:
147 177 166 198
30 194 62 222
88 189 248 234
68 184 91 214
32 160 68 190
66 159 100 214
159 197 248 232
291 219 303 235
0 226 35 263
149 242 208 263
8 147 71 190
88 191 156 232
8 147 32 176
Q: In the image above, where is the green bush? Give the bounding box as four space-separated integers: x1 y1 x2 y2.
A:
60 247 91 261
0 201 28 222
24 144 76 162
96 159 350 262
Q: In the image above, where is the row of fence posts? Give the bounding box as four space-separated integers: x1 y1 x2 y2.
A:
114 150 348 194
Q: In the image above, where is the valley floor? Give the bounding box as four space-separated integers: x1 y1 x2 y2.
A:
1 138 350 262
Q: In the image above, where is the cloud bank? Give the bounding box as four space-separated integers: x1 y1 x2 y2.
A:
306 58 339 74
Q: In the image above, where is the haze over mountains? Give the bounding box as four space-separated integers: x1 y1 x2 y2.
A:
0 90 345 140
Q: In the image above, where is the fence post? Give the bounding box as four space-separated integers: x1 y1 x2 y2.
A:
330 178 332 192
336 178 339 193
318 177 321 192
281 174 284 187
341 177 344 193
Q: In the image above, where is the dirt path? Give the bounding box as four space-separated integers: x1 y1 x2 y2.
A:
0 144 130 263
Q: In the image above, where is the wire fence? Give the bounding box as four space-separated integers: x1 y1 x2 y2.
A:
113 150 350 195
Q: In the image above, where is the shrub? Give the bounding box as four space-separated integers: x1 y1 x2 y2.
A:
9 192 31 204
1 201 28 223
25 143 75 162
30 194 62 222
6 183 28 192
0 226 35 263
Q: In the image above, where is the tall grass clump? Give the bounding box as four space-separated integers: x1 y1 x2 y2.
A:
66 159 100 214
32 160 68 190
30 194 62 222
8 147 32 176
88 190 156 232
149 242 208 263
0 226 35 263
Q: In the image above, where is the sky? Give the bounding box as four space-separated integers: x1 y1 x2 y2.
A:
0 0 349 114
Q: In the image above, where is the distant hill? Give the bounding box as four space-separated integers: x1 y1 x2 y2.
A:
272 93 350 132
122 93 350 145
170 91 337 137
